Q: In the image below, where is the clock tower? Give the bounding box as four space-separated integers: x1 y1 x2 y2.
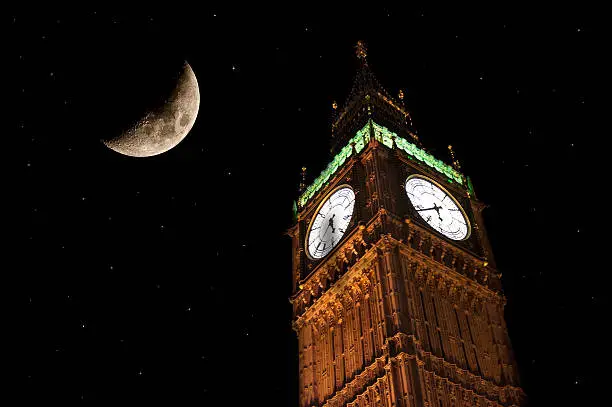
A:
289 43 527 407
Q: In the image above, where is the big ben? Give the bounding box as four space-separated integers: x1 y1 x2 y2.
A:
289 42 527 407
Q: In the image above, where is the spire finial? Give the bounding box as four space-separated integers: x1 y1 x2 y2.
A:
355 40 368 65
448 145 462 170
299 167 307 193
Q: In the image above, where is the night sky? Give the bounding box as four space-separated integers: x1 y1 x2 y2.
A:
15 5 605 406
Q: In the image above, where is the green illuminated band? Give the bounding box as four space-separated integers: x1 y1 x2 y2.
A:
467 176 475 197
298 120 467 208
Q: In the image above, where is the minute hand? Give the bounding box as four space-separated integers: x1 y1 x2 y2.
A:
416 206 439 212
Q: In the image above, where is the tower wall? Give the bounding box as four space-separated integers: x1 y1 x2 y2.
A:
294 230 525 407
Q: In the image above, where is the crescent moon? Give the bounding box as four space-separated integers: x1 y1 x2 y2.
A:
103 63 200 157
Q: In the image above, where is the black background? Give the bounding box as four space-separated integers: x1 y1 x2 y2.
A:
14 5 606 406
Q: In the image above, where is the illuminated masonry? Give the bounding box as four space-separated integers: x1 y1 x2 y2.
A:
289 44 526 407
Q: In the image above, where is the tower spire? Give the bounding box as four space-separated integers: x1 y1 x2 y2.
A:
448 145 462 171
330 42 416 154
355 40 368 66
299 167 307 193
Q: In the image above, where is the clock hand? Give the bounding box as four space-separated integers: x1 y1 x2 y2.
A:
416 206 439 212
432 203 444 221
328 214 336 233
418 204 444 222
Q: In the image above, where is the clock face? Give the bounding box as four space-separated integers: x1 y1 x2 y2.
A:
306 186 356 259
405 175 470 241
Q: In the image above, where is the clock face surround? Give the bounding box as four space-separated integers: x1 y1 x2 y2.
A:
306 186 356 260
405 175 470 241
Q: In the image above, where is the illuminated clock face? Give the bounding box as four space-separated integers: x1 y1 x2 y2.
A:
307 187 356 259
405 175 470 241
